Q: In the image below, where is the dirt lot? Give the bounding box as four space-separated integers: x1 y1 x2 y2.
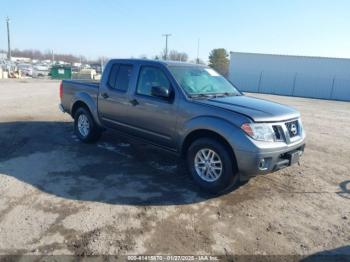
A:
0 79 349 257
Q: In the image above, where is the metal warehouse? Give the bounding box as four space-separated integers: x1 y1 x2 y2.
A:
228 52 350 101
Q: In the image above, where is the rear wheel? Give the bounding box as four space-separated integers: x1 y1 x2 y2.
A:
187 138 238 193
74 107 101 143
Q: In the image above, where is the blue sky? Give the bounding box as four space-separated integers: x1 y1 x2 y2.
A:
0 0 349 61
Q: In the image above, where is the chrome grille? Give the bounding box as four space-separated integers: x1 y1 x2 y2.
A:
269 119 302 143
272 125 284 141
285 120 299 138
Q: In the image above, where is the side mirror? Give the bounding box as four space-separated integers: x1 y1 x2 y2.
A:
151 86 172 99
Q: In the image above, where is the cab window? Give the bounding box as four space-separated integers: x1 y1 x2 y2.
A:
107 64 133 92
136 66 170 96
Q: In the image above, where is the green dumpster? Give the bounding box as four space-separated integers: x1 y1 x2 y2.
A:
50 65 72 80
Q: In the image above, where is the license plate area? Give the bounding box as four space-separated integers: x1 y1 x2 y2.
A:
287 151 301 166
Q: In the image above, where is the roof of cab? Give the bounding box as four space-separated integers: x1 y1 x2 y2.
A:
108 59 207 67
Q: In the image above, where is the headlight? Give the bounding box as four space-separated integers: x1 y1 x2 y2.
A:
241 123 275 142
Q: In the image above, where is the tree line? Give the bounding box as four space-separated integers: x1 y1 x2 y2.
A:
0 48 100 64
2 47 230 76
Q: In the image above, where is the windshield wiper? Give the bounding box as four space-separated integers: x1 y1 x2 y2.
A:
189 93 215 99
189 92 240 99
213 92 239 97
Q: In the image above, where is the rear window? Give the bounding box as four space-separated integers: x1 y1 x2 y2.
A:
107 64 133 92
107 64 119 88
116 65 133 92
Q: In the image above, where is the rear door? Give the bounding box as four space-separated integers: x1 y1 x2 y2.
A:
98 62 134 130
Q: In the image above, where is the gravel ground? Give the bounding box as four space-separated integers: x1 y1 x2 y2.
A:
0 79 349 258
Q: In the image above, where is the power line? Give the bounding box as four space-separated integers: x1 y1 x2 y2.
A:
162 34 171 60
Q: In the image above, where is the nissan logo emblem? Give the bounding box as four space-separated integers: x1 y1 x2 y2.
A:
290 123 298 135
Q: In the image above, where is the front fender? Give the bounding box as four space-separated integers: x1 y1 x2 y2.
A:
178 116 252 153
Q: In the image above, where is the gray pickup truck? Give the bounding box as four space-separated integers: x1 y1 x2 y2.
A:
59 59 305 193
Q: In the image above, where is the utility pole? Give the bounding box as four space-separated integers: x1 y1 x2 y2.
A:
51 50 55 65
6 17 11 61
101 57 104 72
196 38 200 64
162 34 171 60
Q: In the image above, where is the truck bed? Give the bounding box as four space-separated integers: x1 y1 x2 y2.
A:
63 79 100 88
60 79 100 115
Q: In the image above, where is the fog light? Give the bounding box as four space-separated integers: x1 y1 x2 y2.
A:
259 158 268 171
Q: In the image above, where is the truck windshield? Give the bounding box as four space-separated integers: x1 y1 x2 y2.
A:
168 66 241 97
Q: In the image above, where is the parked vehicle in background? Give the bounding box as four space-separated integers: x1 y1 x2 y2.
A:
33 64 49 78
59 59 306 193
17 63 33 77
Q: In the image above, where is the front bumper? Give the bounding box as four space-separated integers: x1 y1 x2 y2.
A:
235 139 306 180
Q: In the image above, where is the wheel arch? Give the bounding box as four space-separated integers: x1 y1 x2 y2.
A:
181 129 238 170
70 92 102 127
71 100 90 118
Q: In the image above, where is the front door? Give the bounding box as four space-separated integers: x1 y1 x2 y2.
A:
122 65 178 149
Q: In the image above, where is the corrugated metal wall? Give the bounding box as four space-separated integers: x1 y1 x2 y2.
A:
228 52 350 101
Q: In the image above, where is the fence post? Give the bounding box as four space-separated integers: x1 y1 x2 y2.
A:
292 72 298 96
258 71 263 93
330 76 336 99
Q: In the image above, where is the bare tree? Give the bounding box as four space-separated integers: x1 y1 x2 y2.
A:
168 50 189 62
10 48 84 64
190 58 206 65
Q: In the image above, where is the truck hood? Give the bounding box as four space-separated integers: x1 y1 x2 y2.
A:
197 95 300 122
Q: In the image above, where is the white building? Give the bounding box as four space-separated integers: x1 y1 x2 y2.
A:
10 56 32 63
228 52 350 101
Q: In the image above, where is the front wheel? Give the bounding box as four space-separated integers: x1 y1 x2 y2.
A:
74 107 101 143
187 138 238 194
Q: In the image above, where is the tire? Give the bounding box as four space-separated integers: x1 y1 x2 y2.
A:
74 107 102 143
187 138 238 194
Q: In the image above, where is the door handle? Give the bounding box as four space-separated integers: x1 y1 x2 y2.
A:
101 93 109 99
129 99 139 106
